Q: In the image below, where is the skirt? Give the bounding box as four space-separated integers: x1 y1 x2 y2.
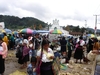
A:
18 54 29 64
0 55 5 74
74 46 83 59
22 54 29 63
40 62 54 75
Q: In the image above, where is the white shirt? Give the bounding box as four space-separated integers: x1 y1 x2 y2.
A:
0 46 3 52
29 44 33 48
80 40 85 46
37 48 54 62
77 39 85 46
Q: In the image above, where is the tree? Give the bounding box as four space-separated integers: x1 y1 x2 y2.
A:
73 25 80 32
33 25 36 30
0 15 47 29
80 27 86 33
38 24 43 30
65 26 70 31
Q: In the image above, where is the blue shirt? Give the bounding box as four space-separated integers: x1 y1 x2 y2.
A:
27 64 37 75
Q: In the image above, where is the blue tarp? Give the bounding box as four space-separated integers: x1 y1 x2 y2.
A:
36 30 50 33
4 29 12 34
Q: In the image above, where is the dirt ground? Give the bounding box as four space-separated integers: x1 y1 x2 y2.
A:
5 50 27 75
4 50 93 75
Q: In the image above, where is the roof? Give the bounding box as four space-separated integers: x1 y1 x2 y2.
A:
69 32 83 35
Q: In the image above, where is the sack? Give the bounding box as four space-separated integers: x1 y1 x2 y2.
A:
16 46 23 58
87 51 97 61
96 55 100 62
52 57 60 75
36 60 42 75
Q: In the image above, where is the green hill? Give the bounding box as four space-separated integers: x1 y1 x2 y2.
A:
0 15 47 30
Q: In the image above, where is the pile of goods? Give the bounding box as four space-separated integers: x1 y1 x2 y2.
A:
58 60 92 75
9 70 26 75
7 52 15 57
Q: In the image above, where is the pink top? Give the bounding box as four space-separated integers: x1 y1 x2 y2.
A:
0 42 8 59
23 46 30 56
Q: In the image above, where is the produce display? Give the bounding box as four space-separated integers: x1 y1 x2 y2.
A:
59 60 92 75
9 70 26 75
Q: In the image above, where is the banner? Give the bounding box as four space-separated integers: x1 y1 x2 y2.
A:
0 22 5 29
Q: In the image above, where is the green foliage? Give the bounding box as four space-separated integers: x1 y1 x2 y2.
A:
0 15 47 30
64 25 94 34
80 27 86 33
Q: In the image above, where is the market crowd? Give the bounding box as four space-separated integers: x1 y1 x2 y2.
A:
0 32 100 75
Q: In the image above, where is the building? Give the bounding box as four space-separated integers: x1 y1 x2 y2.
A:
49 19 70 36
49 19 70 41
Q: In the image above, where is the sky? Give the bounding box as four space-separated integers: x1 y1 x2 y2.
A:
0 0 100 29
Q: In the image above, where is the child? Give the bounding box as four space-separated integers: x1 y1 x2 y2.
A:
27 57 37 75
29 40 34 61
61 52 69 63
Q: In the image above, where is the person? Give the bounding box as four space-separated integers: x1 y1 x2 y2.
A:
0 37 8 75
36 39 54 75
90 38 100 75
60 37 67 53
15 34 23 48
28 40 36 60
28 35 33 41
67 38 73 61
27 57 37 75
2 33 9 48
74 36 85 63
20 39 30 69
93 38 100 51
9 34 15 50
32 33 41 53
50 40 56 50
87 37 94 53
92 49 100 75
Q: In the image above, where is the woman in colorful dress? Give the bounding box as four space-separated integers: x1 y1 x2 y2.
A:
0 37 8 75
20 39 30 69
74 36 85 63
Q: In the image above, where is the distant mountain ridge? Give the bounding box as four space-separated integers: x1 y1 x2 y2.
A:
87 28 100 33
0 15 47 29
0 14 100 33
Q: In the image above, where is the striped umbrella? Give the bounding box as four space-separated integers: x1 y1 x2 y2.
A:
12 31 18 35
50 29 62 34
0 29 6 33
4 29 12 34
19 28 33 34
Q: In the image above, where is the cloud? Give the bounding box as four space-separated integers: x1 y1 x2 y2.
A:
0 0 100 29
57 12 87 22
0 6 9 13
19 3 50 19
0 0 51 21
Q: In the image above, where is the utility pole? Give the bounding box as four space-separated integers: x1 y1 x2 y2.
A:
84 20 87 36
93 15 100 36
85 20 87 28
85 20 87 33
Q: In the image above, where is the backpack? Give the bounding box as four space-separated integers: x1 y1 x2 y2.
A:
16 46 23 58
